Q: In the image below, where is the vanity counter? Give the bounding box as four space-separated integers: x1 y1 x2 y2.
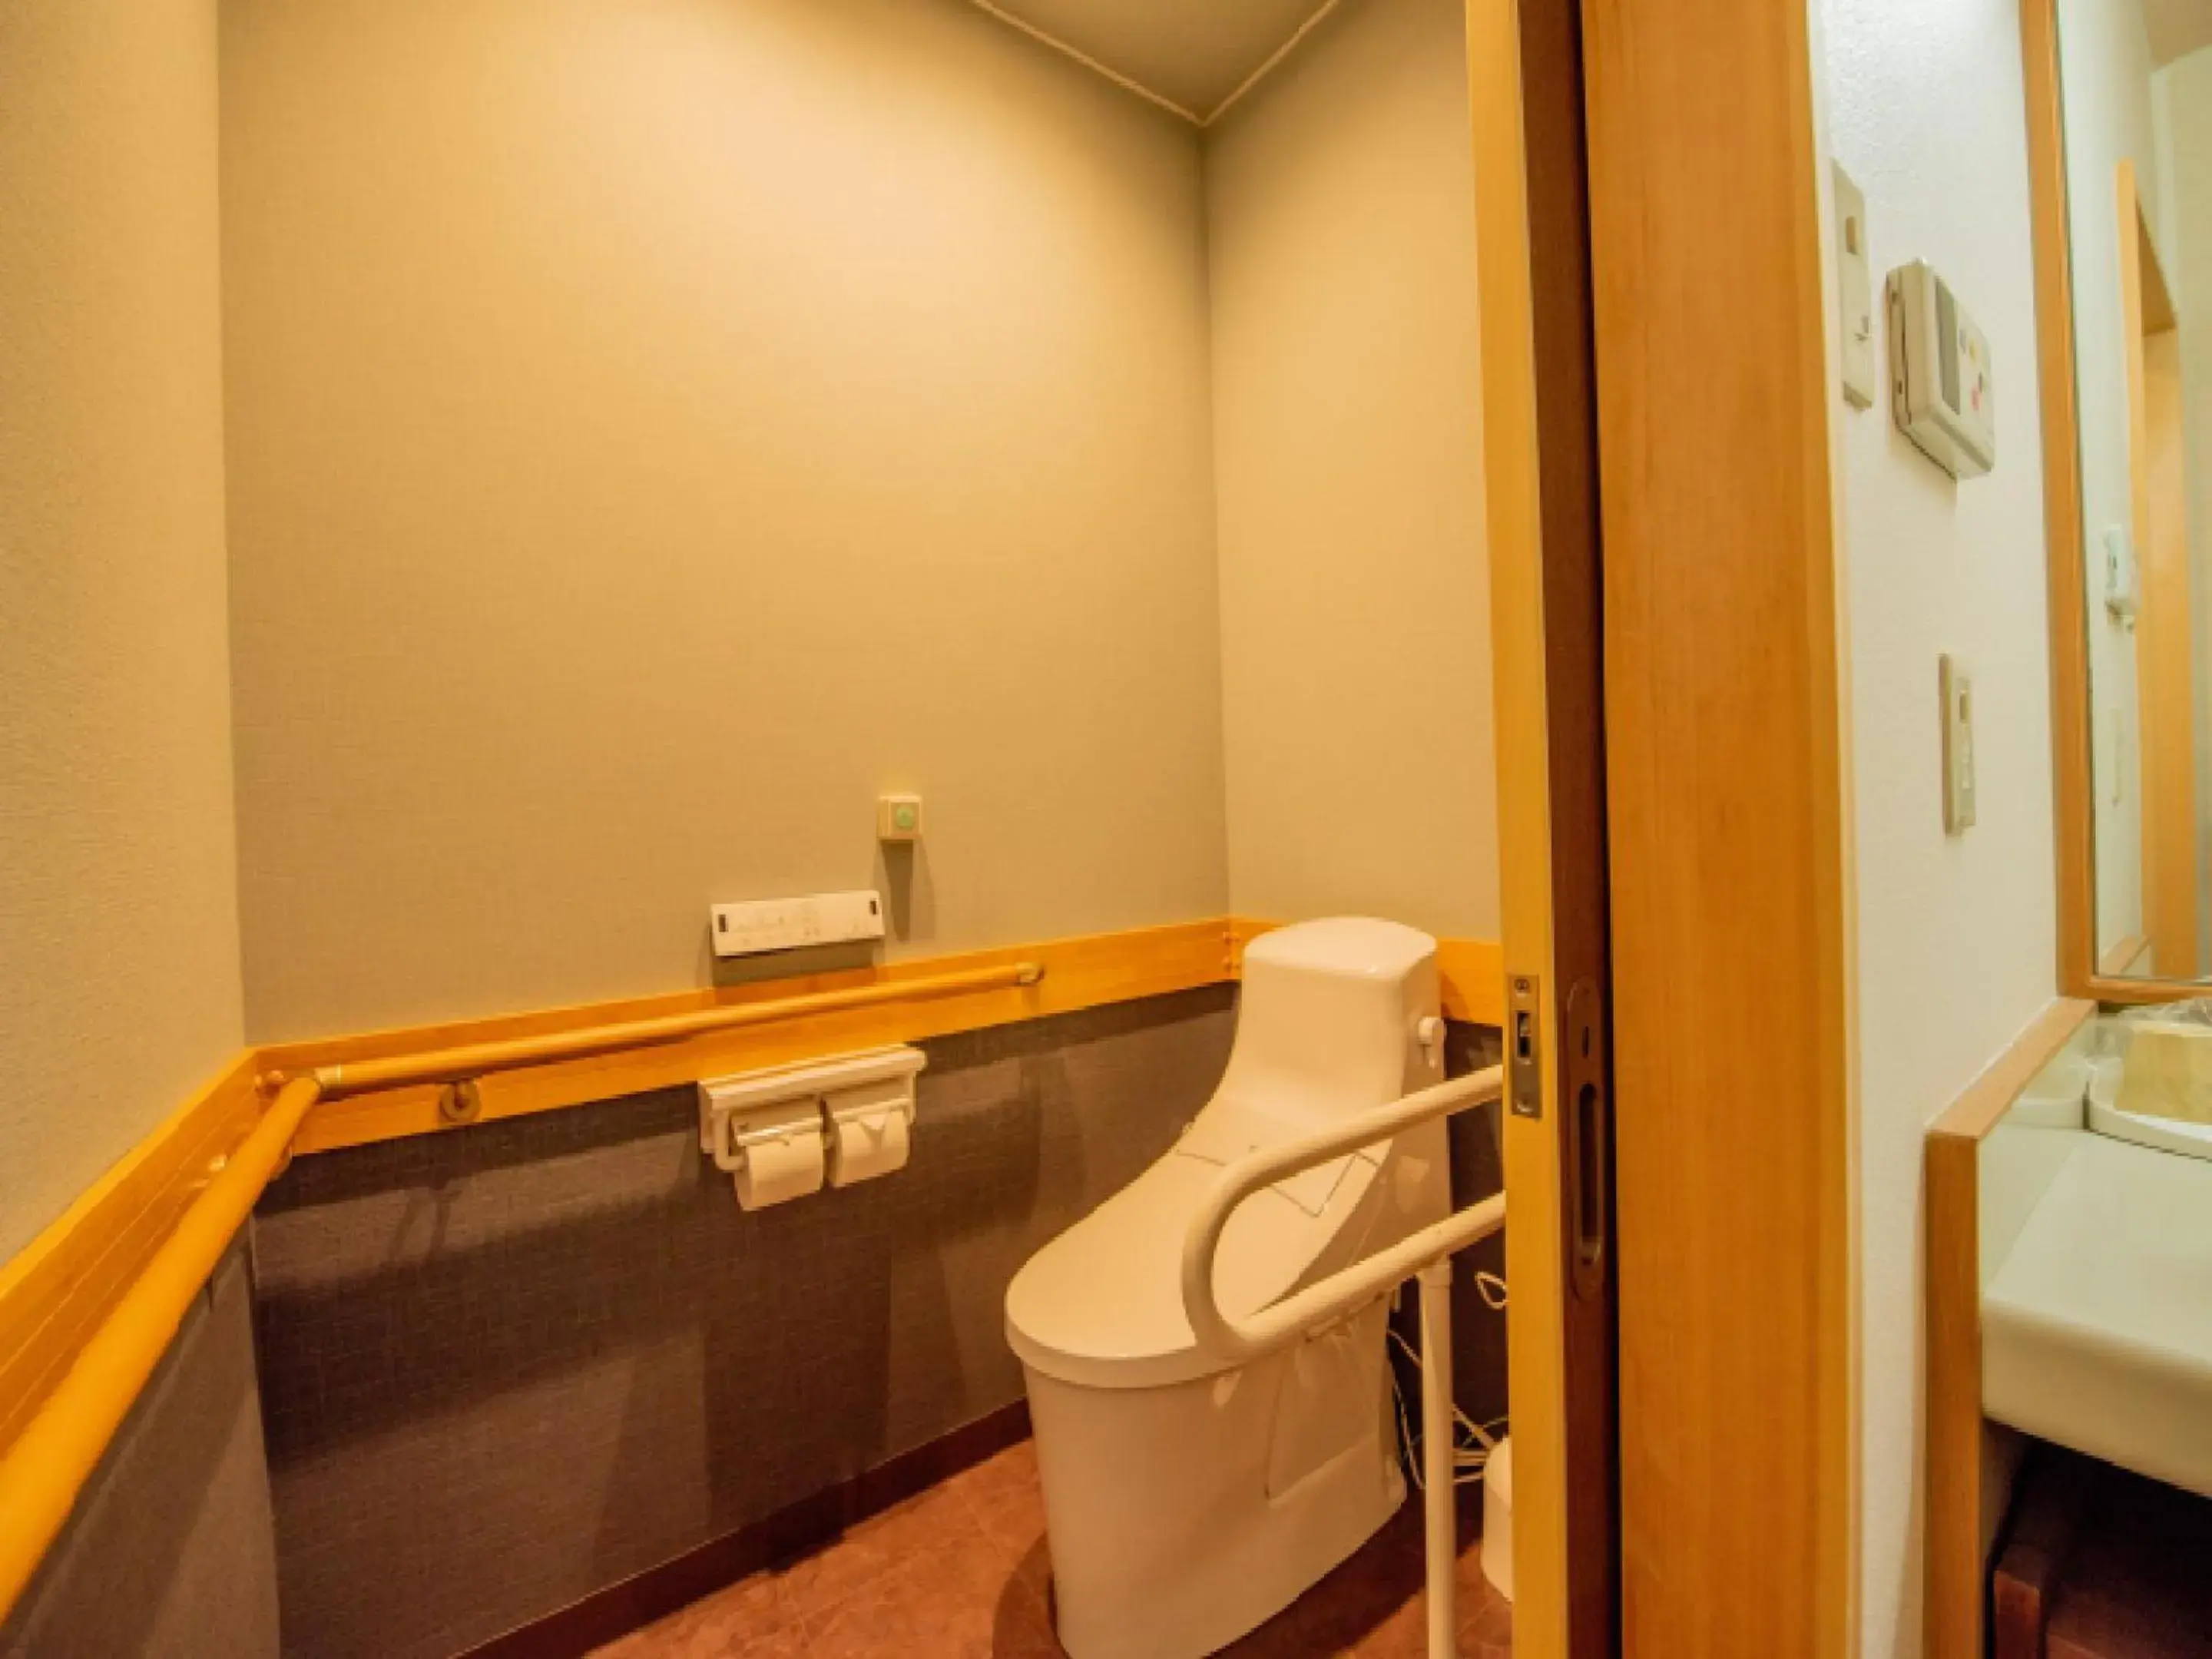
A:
1983 1128 2212 1502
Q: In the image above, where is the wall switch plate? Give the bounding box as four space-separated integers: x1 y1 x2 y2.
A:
1939 656 1977 835
711 890 885 959
1833 164 1877 409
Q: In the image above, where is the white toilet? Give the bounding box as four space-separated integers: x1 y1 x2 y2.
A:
1005 917 1451 1659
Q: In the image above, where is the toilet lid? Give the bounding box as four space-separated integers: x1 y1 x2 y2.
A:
1004 1142 1379 1391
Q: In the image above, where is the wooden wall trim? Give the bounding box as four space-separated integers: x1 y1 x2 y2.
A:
1582 0 1856 1651
286 919 1235 1154
2 913 1506 1485
1923 997 2095 1659
1436 937 1508 1028
259 920 1218 1078
293 919 1502 1153
1926 997 2094 1147
0 1054 263 1459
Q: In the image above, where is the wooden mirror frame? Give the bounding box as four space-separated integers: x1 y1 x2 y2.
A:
2025 0 2205 1006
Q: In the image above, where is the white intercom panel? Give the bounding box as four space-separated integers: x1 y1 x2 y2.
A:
1887 261 1995 478
710 890 885 959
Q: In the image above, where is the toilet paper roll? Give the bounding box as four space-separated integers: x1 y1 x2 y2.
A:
735 1131 825 1210
828 1108 909 1187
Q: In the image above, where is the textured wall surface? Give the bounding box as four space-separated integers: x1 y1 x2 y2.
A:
253 994 1233 1658
1816 2 2057 1652
252 992 1506 1658
1204 0 1497 940
1 1247 280 1659
218 0 1228 1042
0 0 243 1260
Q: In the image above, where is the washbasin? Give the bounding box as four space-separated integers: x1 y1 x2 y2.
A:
1982 1128 2212 1500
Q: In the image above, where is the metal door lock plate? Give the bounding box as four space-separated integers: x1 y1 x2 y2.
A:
1508 974 1542 1119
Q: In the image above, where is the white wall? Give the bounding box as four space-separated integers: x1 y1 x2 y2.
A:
1204 0 1496 939
1816 2 2058 1653
0 0 244 1260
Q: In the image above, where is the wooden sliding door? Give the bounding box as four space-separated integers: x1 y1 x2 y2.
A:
1582 2 1856 1654
1469 5 1617 1657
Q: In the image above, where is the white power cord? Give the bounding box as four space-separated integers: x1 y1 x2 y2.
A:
1388 1275 1510 1491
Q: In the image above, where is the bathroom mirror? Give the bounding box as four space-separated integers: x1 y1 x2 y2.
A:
2045 0 2212 987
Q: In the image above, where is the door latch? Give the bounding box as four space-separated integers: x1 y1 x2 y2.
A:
1507 974 1542 1119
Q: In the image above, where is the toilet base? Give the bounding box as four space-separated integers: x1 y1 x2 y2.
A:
1025 1315 1406 1659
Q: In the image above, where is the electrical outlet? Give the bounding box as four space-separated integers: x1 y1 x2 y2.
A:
1939 656 1976 834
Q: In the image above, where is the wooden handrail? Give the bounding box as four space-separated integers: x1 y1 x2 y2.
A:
0 958 1044 1624
266 959 1043 1099
0 1077 323 1621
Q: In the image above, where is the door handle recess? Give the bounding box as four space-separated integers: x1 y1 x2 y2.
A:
1563 977 1610 1302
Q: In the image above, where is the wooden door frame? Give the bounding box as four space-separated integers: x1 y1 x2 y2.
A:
1578 2 1856 1654
1480 5 1856 1652
1469 5 1616 1658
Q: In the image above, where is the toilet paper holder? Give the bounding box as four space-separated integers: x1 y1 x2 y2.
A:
697 1045 927 1179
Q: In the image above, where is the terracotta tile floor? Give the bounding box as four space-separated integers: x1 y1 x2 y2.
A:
594 1439 1512 1659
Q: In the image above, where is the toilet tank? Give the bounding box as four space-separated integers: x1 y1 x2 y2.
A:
1217 919 1440 1125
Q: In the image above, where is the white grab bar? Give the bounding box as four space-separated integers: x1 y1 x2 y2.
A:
1178 1063 1507 1659
1178 1066 1506 1362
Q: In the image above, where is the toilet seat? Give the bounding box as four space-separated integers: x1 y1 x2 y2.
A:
1005 1108 1386 1392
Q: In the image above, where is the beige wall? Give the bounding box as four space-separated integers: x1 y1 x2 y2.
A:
0 0 243 1259
1203 0 1497 939
1817 0 2058 1649
220 0 1229 1041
